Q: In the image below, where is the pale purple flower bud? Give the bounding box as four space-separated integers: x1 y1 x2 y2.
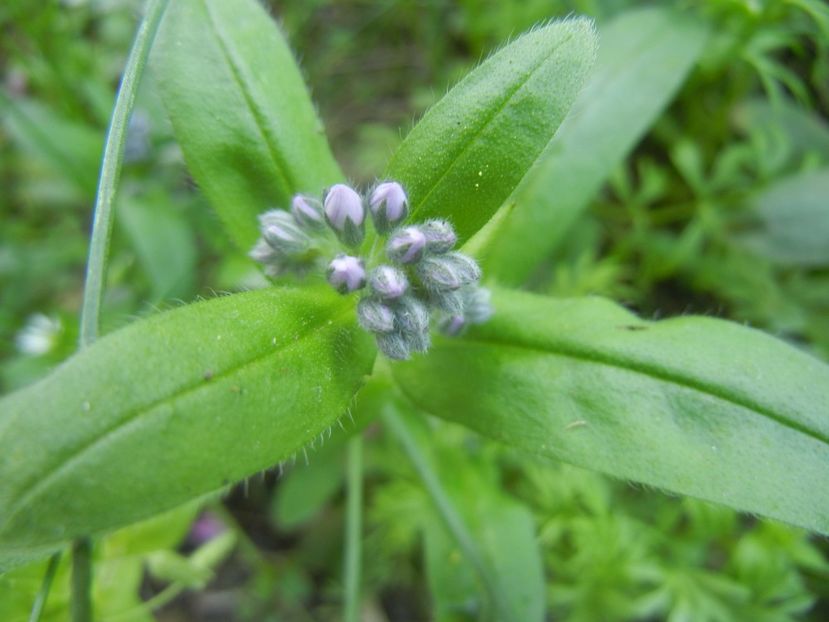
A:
462 286 493 324
376 332 411 360
327 254 366 294
189 512 226 545
324 184 365 246
357 298 395 333
439 315 467 337
368 265 408 300
369 181 408 233
416 252 481 291
427 289 465 314
386 226 427 264
421 219 457 254
395 295 430 334
260 210 310 255
291 194 325 229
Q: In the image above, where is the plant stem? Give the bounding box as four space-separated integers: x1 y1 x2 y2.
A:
28 552 61 622
343 436 363 622
382 406 512 621
71 1 171 620
71 539 93 622
78 0 170 347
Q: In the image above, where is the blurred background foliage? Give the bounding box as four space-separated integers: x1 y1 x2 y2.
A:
1 0 828 620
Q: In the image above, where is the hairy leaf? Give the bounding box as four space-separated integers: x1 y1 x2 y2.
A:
384 17 597 245
484 7 708 284
0 288 375 571
153 0 341 251
393 289 829 534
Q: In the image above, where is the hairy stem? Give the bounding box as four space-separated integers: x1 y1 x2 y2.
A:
28 552 61 622
343 436 364 622
382 406 512 621
73 0 171 619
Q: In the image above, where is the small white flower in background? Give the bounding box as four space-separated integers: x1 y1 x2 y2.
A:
249 180 492 360
16 314 62 356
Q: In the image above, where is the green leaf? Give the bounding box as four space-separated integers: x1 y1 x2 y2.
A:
384 17 597 246
0 287 375 571
483 7 708 284
392 289 829 534
734 97 829 161
153 0 342 251
118 194 197 302
740 167 829 267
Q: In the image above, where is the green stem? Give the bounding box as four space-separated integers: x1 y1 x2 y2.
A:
343 436 363 622
78 0 170 347
28 552 61 622
70 539 93 622
71 1 171 619
382 406 512 622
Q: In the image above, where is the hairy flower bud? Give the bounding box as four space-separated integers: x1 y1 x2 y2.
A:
376 332 411 360
369 181 408 233
394 295 431 353
462 286 493 324
427 289 465 314
386 226 427 264
291 194 325 229
368 265 408 300
327 254 366 294
421 219 457 254
324 184 365 246
357 298 395 334
260 210 310 255
416 252 481 291
439 315 467 337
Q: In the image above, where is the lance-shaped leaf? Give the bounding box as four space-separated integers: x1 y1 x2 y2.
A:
392 289 829 534
0 287 375 571
384 17 597 245
153 0 341 251
484 7 708 284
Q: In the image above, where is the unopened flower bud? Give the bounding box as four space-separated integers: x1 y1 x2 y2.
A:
249 237 281 265
386 226 427 264
462 286 493 324
376 332 411 360
327 254 366 294
395 295 430 334
324 184 365 246
439 315 467 337
416 252 481 291
368 265 408 300
291 194 324 229
421 219 457 254
427 289 465 314
369 181 408 233
260 210 310 255
357 298 395 333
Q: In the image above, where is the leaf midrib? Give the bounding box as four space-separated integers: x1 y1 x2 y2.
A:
201 0 296 194
425 332 829 447
402 29 576 220
1 303 354 534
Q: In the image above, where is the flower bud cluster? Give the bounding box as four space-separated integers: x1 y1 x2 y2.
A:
249 180 491 360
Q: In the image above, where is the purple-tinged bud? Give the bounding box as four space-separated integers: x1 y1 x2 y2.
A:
291 194 325 229
416 252 481 291
357 298 395 333
249 238 281 265
395 295 430 334
369 181 408 233
427 289 465 314
421 219 457 254
260 210 310 255
386 226 427 264
462 286 493 324
368 265 408 300
439 315 467 337
327 254 366 294
324 184 365 246
376 332 411 360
